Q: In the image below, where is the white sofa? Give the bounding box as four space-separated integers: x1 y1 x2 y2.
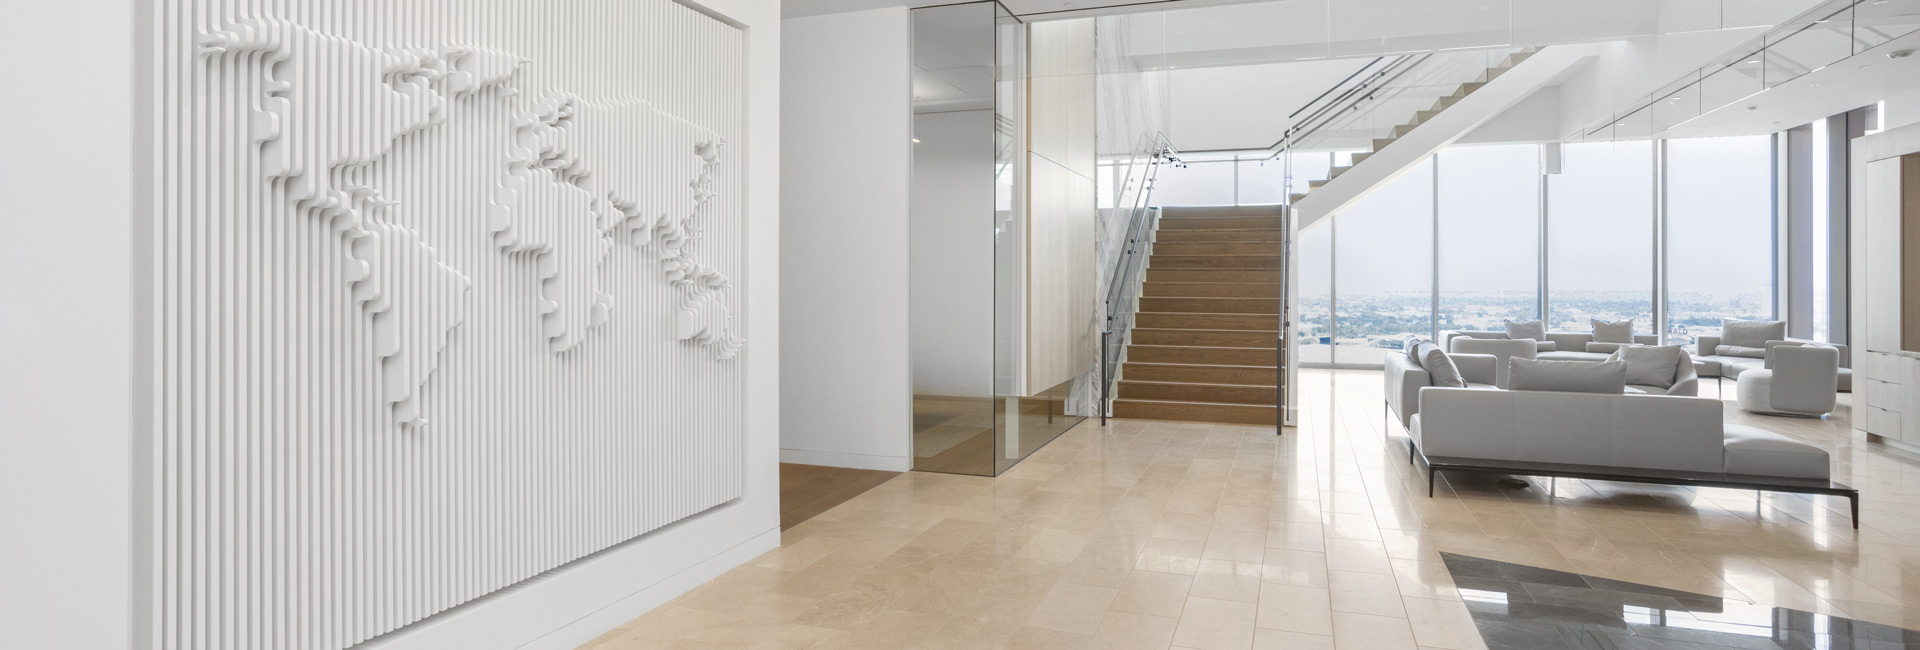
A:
1443 330 1658 362
1696 336 1852 392
1385 342 1699 429
1409 386 1856 525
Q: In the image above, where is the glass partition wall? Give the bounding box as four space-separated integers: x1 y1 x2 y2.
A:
911 3 1071 476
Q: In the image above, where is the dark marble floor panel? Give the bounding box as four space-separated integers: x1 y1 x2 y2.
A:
1442 552 1920 650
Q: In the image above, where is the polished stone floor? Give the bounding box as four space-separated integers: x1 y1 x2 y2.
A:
1442 552 1920 649
780 463 901 531
579 369 1920 650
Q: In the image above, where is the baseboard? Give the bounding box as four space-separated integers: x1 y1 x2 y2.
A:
353 501 779 650
516 526 782 650
779 448 912 471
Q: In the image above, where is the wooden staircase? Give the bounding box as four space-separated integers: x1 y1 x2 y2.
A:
1111 205 1282 426
1288 48 1538 205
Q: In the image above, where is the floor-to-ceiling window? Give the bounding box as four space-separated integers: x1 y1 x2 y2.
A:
1333 158 1433 364
1668 135 1776 346
1297 220 1333 364
1437 144 1540 332
1149 137 1776 370
1548 141 1655 333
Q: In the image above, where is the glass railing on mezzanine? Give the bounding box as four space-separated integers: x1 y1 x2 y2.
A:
1573 0 1920 141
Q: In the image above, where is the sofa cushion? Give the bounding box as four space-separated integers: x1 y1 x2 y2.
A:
1723 425 1830 479
1509 357 1627 394
1586 342 1628 354
1536 340 1558 352
1504 319 1546 341
1419 343 1466 388
1715 345 1766 359
1722 319 1786 348
1608 345 1683 389
1538 350 1611 363
1591 318 1634 344
1404 336 1434 365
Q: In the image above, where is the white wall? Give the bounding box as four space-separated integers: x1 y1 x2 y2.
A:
0 1 137 648
0 0 784 647
782 7 914 470
1027 18 1099 394
911 109 997 398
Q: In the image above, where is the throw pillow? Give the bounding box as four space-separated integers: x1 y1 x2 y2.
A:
1606 345 1682 389
1508 357 1627 394
1419 344 1467 388
1721 319 1786 348
1404 336 1433 365
1715 345 1767 359
1591 318 1634 344
1503 319 1546 342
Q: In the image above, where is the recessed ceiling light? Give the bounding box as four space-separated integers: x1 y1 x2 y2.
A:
1746 106 1759 111
1745 59 1760 65
912 138 921 143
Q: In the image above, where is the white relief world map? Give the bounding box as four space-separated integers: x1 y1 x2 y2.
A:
200 19 744 427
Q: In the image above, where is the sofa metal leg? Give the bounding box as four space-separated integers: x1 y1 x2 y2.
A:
1427 468 1436 497
1851 495 1860 529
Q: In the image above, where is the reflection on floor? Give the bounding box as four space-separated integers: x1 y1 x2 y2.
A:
779 463 901 530
911 395 997 475
1442 552 1920 649
580 370 1920 650
913 383 1082 476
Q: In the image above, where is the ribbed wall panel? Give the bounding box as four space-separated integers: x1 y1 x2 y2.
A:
153 2 747 649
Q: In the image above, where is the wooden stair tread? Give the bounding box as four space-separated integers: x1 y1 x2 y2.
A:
1114 397 1276 406
1133 327 1280 334
1124 361 1278 371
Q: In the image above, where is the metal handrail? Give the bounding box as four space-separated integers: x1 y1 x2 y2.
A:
1098 132 1176 425
1266 53 1431 163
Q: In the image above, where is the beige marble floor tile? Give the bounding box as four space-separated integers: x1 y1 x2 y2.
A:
1400 597 1484 650
1252 628 1335 650
1001 626 1091 650
1089 611 1180 650
1255 583 1334 636
1025 582 1121 635
1191 559 1265 602
1137 538 1207 575
1111 570 1194 617
1171 596 1259 650
1331 612 1419 650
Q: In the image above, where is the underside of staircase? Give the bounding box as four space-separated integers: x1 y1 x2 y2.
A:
1112 206 1281 426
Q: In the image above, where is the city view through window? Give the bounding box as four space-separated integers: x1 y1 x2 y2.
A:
1156 136 1775 366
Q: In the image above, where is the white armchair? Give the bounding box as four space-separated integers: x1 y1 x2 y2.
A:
1736 345 1841 417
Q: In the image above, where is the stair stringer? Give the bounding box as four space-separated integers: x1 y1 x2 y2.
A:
1291 44 1600 230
